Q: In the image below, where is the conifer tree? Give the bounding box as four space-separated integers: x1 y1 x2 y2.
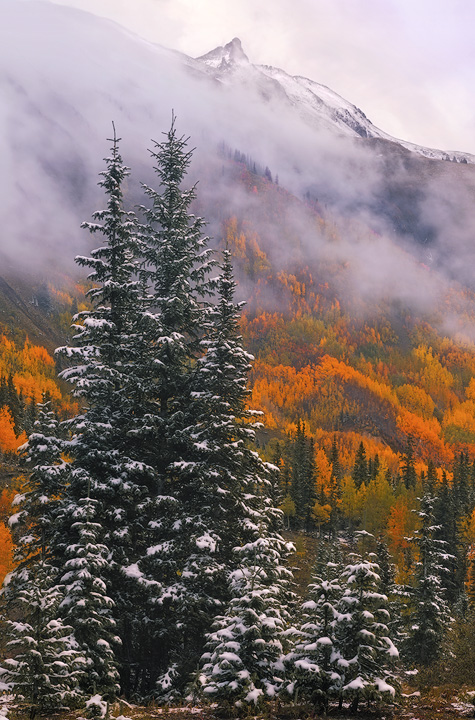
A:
401 436 417 491
328 436 342 537
426 458 437 495
3 559 85 715
199 530 293 709
56 128 152 697
406 494 451 665
335 555 399 713
189 254 294 704
2 402 84 714
352 442 368 489
59 492 121 699
285 561 344 713
138 112 215 429
454 452 471 516
433 475 461 604
138 248 260 695
8 401 66 568
132 117 218 696
289 421 316 529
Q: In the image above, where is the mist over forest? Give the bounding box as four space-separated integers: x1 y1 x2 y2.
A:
3 3 475 719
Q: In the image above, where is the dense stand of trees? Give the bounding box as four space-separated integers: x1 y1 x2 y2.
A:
2 122 475 717
0 123 295 714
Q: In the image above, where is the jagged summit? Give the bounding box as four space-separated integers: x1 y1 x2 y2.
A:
197 37 250 70
194 38 474 164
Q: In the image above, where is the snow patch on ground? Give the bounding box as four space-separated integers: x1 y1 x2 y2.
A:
0 694 14 718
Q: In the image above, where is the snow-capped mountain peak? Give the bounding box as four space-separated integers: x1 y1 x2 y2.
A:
197 37 249 71
194 39 474 164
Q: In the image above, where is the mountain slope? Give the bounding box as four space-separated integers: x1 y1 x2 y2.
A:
195 38 474 164
2 1 475 279
2 1 475 468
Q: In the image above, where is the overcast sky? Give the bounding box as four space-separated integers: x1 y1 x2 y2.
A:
42 0 475 155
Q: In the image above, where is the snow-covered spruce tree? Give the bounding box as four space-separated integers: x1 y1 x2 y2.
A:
3 559 85 715
140 249 260 694
2 402 84 714
55 129 153 697
59 491 121 700
8 400 67 571
168 248 295 701
133 117 223 696
284 562 344 714
199 528 293 709
405 494 452 666
335 554 399 714
375 537 408 647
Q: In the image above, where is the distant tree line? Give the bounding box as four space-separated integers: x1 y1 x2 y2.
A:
218 141 278 184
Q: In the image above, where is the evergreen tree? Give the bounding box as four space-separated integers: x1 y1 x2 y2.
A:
352 442 368 489
132 117 219 695
59 493 121 699
289 421 316 529
268 442 284 510
3 560 85 716
376 538 407 646
8 401 66 568
192 260 294 707
2 402 84 714
328 436 342 537
370 454 380 483
7 373 23 433
56 128 153 697
406 494 451 665
285 562 344 713
401 436 417 491
330 435 342 483
454 452 471 517
138 112 215 429
199 530 293 709
426 458 437 496
335 555 399 713
36 282 53 315
433 474 461 604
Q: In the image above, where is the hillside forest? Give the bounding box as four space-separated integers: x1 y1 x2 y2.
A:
2 124 475 717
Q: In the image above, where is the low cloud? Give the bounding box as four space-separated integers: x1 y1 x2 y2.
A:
2 1 475 343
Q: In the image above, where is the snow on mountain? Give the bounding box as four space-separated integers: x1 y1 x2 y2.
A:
198 37 250 70
2 0 475 285
195 39 474 164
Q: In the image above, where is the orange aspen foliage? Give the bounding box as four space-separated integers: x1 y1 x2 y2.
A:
0 522 14 585
0 487 16 524
0 406 26 453
396 408 451 463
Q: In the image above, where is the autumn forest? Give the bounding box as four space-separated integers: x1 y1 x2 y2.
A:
2 146 475 715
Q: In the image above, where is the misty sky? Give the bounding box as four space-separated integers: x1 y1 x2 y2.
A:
45 0 475 155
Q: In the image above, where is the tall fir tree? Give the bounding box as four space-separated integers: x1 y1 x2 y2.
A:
433 474 461 604
133 116 218 696
352 442 368 489
2 402 85 714
55 128 153 698
406 494 451 665
199 530 293 709
190 251 294 707
289 421 316 530
401 436 417 491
